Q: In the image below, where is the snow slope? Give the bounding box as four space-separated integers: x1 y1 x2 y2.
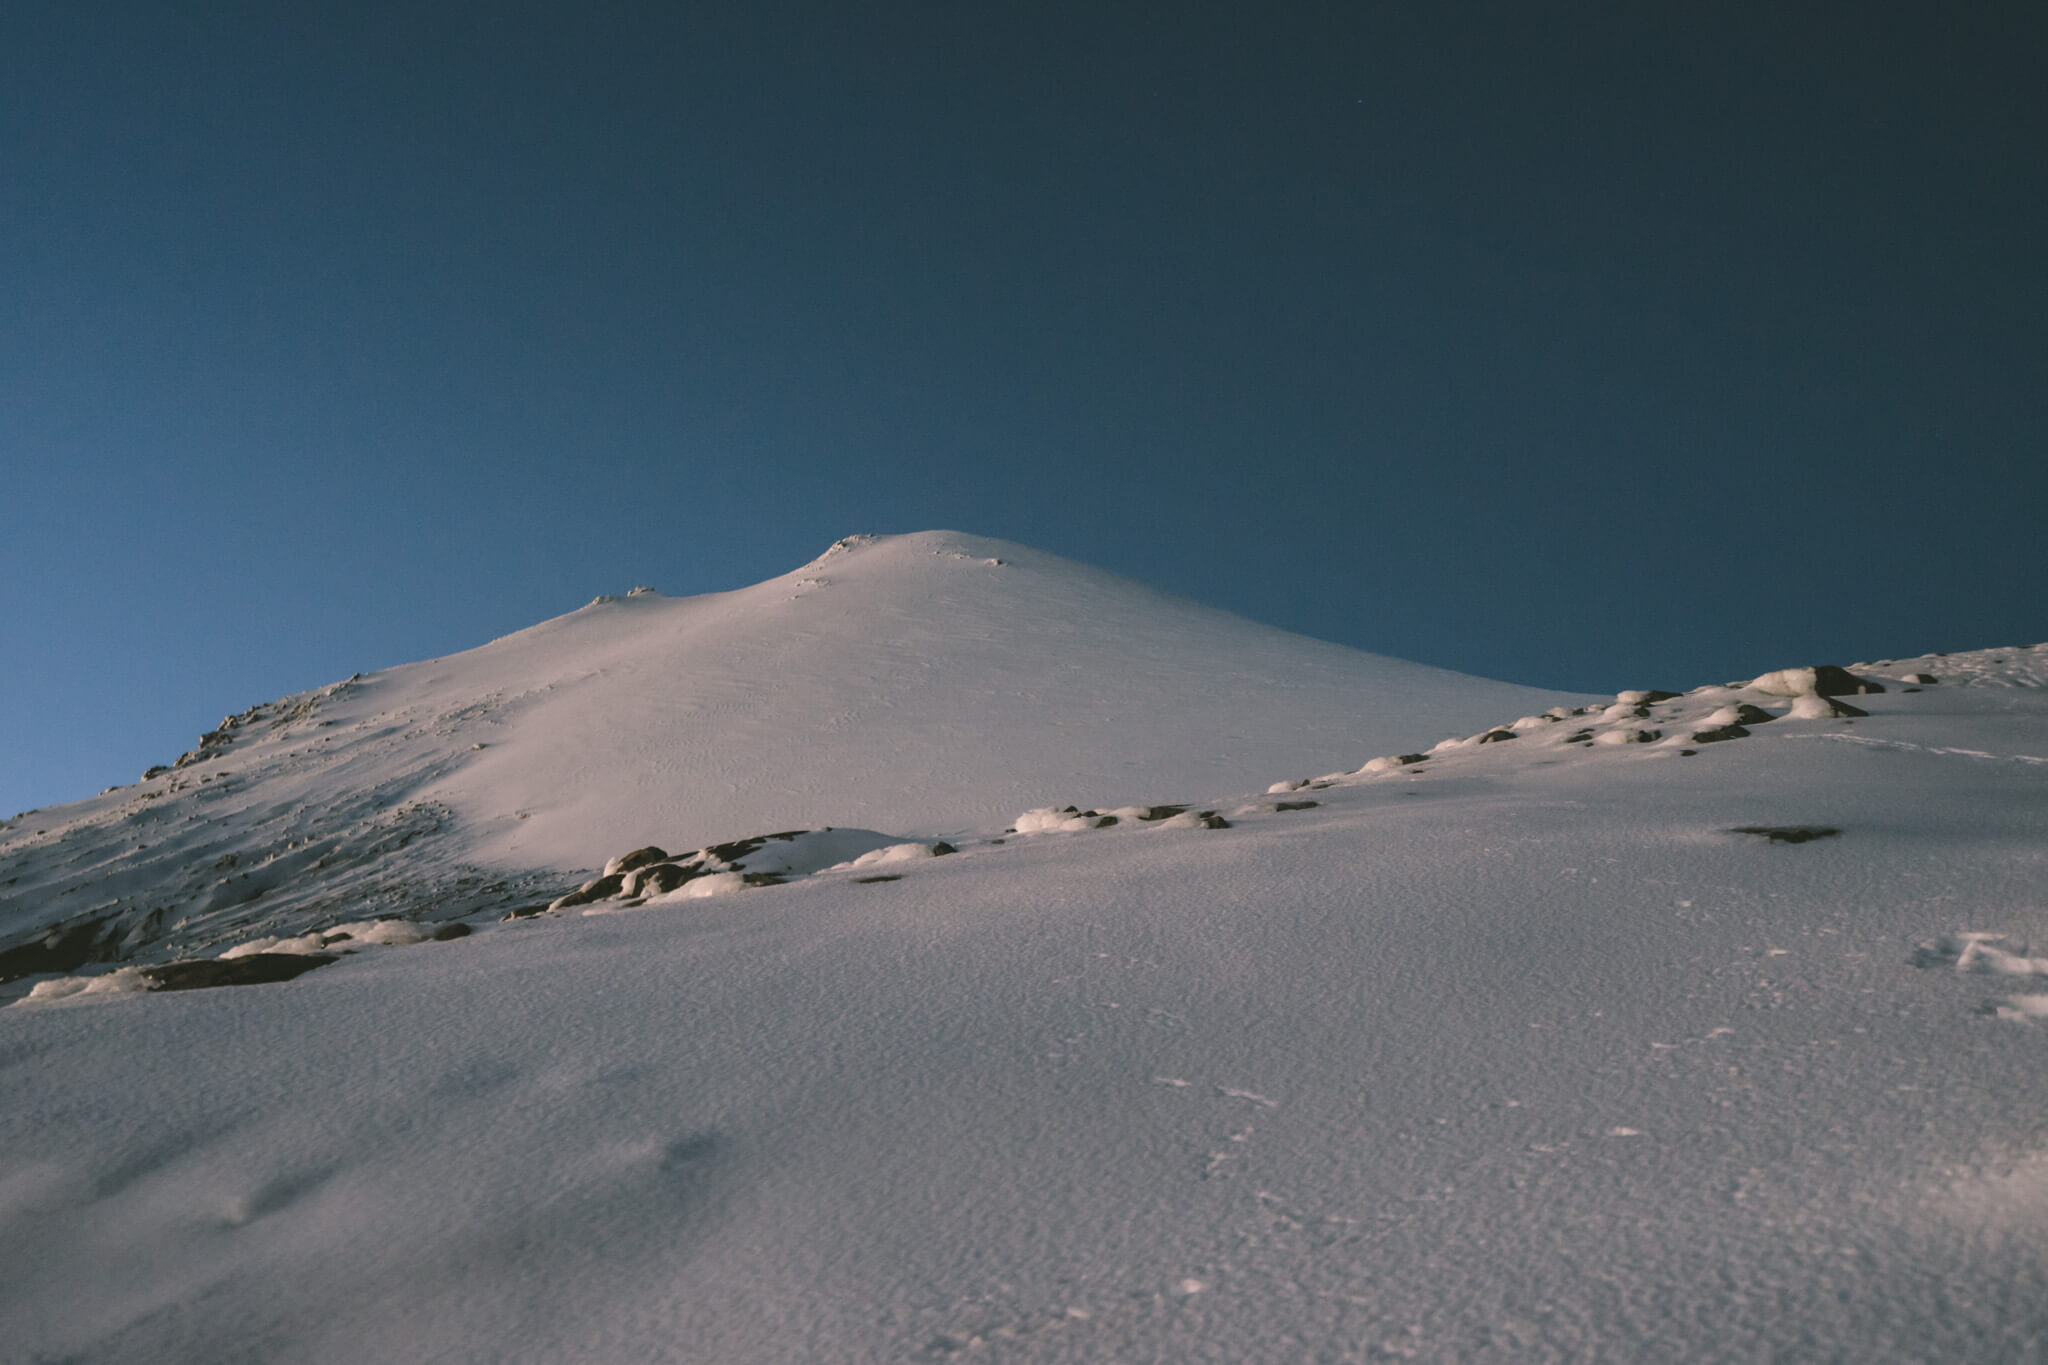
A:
3 641 2045 1361
0 531 1584 969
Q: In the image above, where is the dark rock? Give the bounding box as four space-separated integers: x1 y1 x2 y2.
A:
1091 814 1119 828
1809 665 1884 696
854 875 903 884
742 872 787 887
607 846 670 877
1690 725 1751 744
1678 749 1698 756
1903 673 1938 685
1477 729 1517 744
930 841 958 856
0 914 122 984
1275 801 1320 812
1730 825 1842 844
1134 806 1189 821
632 862 696 895
1196 812 1230 830
1640 690 1682 703
1816 696 1869 718
430 923 472 941
502 904 551 920
141 953 338 991
1564 731 1595 745
143 765 170 781
548 872 628 911
701 831 805 865
1729 704 1777 725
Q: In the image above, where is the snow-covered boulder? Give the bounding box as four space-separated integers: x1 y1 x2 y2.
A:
1786 693 1869 719
604 846 670 878
1749 665 1885 698
1012 807 1118 834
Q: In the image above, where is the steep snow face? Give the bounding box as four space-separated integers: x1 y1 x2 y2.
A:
0 532 1588 967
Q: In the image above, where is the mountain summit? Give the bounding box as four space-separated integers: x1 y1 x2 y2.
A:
0 531 1585 969
414 530 1585 866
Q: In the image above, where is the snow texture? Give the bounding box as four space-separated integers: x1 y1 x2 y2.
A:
2 535 2047 1362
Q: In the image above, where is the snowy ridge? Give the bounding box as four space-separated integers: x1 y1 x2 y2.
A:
236 639 2046 940
0 531 1584 975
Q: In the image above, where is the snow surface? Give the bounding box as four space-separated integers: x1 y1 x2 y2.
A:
2 539 2046 1361
0 531 1585 968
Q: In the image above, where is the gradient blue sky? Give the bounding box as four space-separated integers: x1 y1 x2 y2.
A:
5 1 2044 815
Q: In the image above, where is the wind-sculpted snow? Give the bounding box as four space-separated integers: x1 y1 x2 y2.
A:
3 561 2047 1360
0 675 561 977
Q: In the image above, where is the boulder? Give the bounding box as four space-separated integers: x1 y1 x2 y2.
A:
629 862 696 896
140 953 338 991
700 831 805 865
548 872 627 911
604 846 670 878
1595 728 1661 746
0 915 123 984
1787 694 1868 719
1749 665 1885 698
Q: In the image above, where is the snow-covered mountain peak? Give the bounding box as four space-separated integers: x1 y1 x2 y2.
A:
0 533 1589 974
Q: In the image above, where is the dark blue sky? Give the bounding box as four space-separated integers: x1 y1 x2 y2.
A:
5 1 2044 815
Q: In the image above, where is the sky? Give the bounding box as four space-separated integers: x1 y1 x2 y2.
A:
4 0 2044 817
